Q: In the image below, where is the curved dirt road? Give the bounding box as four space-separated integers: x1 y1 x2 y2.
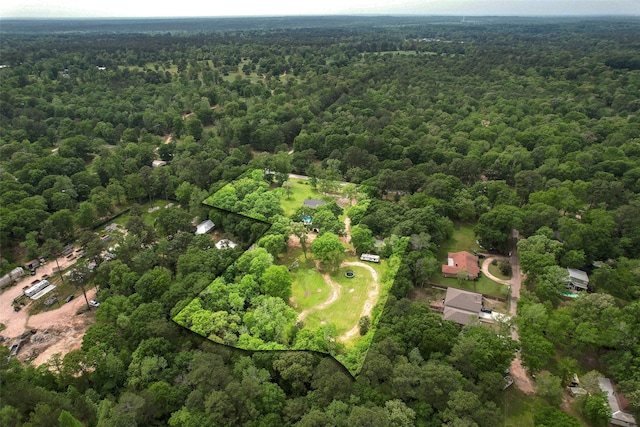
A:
480 257 510 285
297 264 342 322
337 261 379 342
296 260 381 345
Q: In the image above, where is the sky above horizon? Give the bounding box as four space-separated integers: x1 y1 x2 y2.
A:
2 0 638 18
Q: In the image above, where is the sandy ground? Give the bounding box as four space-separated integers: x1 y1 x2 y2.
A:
0 252 97 366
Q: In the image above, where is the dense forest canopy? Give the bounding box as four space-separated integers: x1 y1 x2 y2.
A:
0 16 639 427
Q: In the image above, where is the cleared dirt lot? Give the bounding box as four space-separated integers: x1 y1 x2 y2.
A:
0 253 97 366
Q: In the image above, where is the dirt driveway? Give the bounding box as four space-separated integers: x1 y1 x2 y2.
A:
0 253 97 366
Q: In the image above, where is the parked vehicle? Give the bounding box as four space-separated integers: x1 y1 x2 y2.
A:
480 307 493 313
65 295 75 303
89 299 100 307
9 342 21 356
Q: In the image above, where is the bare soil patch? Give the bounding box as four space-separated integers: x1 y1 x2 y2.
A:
0 253 97 367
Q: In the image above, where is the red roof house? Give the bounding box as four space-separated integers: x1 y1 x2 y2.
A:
441 251 480 280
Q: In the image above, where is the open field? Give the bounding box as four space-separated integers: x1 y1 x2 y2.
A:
290 257 330 312
278 178 324 216
501 387 589 427
302 265 372 334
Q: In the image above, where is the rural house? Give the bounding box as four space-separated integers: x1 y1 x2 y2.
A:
441 251 480 280
443 288 482 325
566 268 589 291
598 377 637 427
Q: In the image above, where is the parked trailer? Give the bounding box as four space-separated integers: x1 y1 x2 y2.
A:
360 254 380 263
0 267 25 289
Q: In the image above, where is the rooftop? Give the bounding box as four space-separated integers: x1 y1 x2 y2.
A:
303 198 326 209
195 220 215 235
445 287 483 312
442 251 480 279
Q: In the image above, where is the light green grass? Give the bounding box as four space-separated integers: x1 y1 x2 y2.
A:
438 222 481 259
290 260 330 313
502 387 537 427
433 275 508 298
489 260 511 280
279 179 324 216
303 265 373 334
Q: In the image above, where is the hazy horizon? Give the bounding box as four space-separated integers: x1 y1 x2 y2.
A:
2 0 638 19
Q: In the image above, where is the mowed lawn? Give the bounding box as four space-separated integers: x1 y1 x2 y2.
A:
434 275 508 298
278 179 325 216
290 262 330 313
303 265 374 334
437 222 481 259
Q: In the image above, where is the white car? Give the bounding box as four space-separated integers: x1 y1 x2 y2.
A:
89 300 100 307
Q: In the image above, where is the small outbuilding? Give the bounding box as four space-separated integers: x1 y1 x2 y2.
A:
195 220 215 235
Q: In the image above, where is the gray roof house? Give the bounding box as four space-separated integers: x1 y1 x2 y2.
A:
598 377 637 427
443 288 482 325
303 199 326 209
567 268 589 291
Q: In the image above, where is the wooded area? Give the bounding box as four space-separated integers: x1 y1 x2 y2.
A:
0 16 639 426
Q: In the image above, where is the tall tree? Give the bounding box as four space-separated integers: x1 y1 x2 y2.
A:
311 233 345 272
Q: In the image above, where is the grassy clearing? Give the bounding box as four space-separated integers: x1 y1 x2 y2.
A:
27 278 94 316
433 222 507 297
290 259 330 313
437 223 481 259
279 179 324 216
502 387 537 427
304 265 372 334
